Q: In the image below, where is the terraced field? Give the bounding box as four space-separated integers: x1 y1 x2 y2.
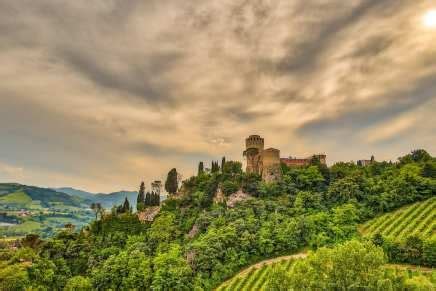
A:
216 255 435 291
361 197 436 240
216 257 297 291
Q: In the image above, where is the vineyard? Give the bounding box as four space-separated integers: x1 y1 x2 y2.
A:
216 256 436 291
361 197 436 240
216 258 296 291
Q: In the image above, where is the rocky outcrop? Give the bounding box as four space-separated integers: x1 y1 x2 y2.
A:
137 206 160 222
226 190 252 208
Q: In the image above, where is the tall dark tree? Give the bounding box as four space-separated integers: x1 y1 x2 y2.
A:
145 192 151 206
122 197 130 213
198 161 204 176
137 182 146 211
165 168 178 195
211 161 219 173
151 191 160 206
221 157 226 172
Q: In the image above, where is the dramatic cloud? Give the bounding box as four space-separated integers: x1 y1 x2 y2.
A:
0 0 435 192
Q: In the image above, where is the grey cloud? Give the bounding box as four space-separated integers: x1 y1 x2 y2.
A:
0 0 434 191
298 74 436 140
59 48 180 106
270 0 405 75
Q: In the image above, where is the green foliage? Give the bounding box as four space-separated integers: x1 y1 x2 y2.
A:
221 180 239 196
404 275 434 290
257 181 281 197
326 175 363 204
64 276 92 291
294 191 322 210
0 149 434 290
399 149 432 165
222 161 243 177
151 244 192 290
285 240 386 290
92 250 152 290
149 212 179 249
0 263 29 290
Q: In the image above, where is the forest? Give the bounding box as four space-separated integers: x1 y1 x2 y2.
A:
0 149 434 290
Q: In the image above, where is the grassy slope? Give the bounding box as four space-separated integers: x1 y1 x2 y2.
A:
360 197 436 240
0 191 32 205
11 221 43 232
0 183 84 208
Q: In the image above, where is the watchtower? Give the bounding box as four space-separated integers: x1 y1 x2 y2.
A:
243 135 264 175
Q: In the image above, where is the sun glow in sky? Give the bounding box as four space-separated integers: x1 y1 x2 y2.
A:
423 10 436 28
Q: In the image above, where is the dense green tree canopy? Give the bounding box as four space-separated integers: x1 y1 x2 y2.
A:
0 151 434 290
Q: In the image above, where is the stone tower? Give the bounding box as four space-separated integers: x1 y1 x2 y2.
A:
243 135 264 175
262 148 282 182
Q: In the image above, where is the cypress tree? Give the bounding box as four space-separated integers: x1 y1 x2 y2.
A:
198 161 204 176
122 197 130 213
151 191 155 206
155 192 159 206
211 161 219 173
165 168 178 195
221 157 226 172
145 192 151 206
137 182 145 211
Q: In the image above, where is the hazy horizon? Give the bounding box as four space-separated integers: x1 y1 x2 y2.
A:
1 0 435 193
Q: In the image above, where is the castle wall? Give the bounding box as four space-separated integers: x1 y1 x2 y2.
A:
244 135 325 181
262 148 282 182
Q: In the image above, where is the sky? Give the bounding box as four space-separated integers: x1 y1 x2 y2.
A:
0 0 435 193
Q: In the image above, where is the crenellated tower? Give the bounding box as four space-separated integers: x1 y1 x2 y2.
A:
243 135 264 175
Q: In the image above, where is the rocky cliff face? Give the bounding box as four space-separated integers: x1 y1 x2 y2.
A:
137 206 160 222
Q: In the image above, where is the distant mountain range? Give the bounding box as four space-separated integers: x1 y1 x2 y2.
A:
55 187 138 209
0 183 164 211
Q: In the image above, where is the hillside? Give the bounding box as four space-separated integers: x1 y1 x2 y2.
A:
361 197 436 240
0 183 93 238
0 183 83 208
0 150 434 290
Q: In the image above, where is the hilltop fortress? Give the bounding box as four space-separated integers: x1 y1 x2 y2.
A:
243 135 326 182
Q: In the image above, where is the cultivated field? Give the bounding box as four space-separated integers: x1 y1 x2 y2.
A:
361 197 436 240
216 257 297 291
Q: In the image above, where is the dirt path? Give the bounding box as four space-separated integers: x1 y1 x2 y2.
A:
217 252 308 289
385 263 434 273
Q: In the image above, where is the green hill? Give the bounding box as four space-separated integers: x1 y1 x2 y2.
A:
0 183 83 208
361 197 436 240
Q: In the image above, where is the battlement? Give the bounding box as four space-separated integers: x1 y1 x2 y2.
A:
245 135 264 151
